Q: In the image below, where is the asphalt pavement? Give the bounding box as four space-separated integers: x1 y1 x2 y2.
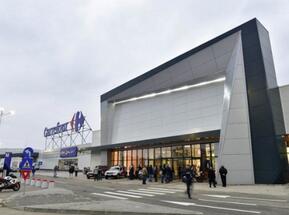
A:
1 171 289 215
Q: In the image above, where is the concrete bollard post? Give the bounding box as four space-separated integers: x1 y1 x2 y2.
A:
26 178 31 185
20 178 25 184
41 180 48 189
48 180 55 189
35 179 42 187
30 178 36 186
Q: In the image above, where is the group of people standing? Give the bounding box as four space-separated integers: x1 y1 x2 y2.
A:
128 164 175 185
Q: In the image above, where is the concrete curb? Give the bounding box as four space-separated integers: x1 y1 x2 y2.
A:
22 207 202 215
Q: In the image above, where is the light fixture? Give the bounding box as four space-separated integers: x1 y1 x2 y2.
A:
113 77 225 105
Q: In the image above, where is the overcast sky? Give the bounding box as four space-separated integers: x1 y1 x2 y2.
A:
0 0 288 150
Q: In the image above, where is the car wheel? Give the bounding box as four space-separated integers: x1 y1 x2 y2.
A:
105 176 108 179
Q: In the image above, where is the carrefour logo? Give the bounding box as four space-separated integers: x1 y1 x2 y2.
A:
44 111 85 137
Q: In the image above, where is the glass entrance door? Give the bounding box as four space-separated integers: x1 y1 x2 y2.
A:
172 159 183 179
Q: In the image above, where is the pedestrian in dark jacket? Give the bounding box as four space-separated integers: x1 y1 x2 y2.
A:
154 166 158 182
69 165 75 178
208 167 216 188
219 166 228 187
129 165 134 180
183 167 193 199
161 165 166 183
148 165 153 182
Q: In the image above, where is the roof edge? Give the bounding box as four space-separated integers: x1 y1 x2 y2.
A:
101 18 258 102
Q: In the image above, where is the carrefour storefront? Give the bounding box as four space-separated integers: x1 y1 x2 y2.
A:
40 111 97 171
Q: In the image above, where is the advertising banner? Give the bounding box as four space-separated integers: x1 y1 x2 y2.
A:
60 146 78 158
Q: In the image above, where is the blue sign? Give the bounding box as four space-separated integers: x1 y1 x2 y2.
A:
75 111 85 132
3 152 12 170
60 146 78 158
44 111 85 137
19 157 33 171
23 147 34 158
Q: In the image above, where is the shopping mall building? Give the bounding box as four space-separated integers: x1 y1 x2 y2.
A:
3 18 287 185
98 18 289 184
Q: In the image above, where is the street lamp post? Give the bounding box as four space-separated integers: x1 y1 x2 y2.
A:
0 107 15 176
0 107 15 126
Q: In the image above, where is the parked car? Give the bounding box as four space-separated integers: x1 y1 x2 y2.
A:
86 166 109 179
104 166 127 179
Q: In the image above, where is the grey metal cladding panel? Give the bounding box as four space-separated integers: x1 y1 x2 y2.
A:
107 36 238 102
242 19 288 183
100 20 259 102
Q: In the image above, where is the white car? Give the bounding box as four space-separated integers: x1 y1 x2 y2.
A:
104 166 126 179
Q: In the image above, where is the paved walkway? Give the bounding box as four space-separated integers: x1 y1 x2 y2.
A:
36 170 289 196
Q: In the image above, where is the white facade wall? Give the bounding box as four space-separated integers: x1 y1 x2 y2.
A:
110 83 224 144
39 150 60 170
280 85 289 133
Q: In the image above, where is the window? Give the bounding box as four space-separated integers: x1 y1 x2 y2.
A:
172 146 183 157
192 144 201 157
143 149 148 160
155 148 161 159
183 145 191 157
149 148 154 159
162 147 171 158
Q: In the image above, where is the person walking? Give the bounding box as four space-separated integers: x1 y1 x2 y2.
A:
154 166 158 182
183 166 193 199
161 164 166 183
53 165 58 178
142 166 148 185
32 165 36 177
93 166 99 181
129 165 134 180
69 165 74 178
219 165 228 187
208 167 216 188
148 165 153 182
75 165 79 177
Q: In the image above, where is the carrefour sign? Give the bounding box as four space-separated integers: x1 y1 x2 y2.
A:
44 111 85 137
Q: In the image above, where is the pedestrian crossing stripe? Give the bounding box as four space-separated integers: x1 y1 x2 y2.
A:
104 191 142 199
139 188 175 193
91 193 127 200
117 191 154 197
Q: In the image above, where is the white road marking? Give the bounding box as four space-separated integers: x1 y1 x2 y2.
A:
149 187 185 192
231 196 287 203
162 200 261 214
203 194 287 202
104 191 142 199
204 194 230 198
117 190 155 197
198 198 257 206
139 188 175 193
128 189 165 195
91 193 127 200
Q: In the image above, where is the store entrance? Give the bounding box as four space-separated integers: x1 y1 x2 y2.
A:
58 159 78 171
172 159 183 179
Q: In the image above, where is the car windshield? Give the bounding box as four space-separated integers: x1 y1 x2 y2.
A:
109 166 120 171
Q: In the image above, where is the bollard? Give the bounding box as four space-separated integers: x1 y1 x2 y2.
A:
26 178 31 185
48 180 55 189
35 179 42 187
41 180 48 189
20 178 25 184
30 178 35 186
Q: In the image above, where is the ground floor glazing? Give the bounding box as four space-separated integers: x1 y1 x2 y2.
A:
109 142 218 177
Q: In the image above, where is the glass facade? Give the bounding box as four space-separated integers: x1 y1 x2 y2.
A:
110 142 218 177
